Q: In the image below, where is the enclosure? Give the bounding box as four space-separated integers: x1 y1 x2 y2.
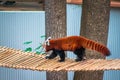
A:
0 0 120 80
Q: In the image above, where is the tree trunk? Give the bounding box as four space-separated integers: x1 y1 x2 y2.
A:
45 0 67 80
74 0 110 80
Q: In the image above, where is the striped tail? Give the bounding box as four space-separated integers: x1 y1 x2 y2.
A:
82 39 110 56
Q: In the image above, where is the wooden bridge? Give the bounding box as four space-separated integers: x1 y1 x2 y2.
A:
0 46 120 71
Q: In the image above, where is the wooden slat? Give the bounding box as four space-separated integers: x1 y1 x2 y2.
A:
0 46 120 71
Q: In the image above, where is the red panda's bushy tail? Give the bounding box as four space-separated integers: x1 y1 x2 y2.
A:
82 39 110 56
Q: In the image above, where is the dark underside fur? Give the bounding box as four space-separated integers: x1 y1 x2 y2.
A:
45 47 85 62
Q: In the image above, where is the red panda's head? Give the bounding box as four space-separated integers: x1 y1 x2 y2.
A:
43 37 55 52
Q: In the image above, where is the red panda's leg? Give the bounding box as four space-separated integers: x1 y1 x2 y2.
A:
74 47 85 62
45 49 58 59
58 51 65 62
54 49 65 62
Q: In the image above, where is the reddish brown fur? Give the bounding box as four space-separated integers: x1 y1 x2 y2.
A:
45 36 110 56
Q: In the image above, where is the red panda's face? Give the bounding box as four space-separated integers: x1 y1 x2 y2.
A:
42 37 53 52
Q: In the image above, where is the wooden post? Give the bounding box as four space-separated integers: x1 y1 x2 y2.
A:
45 0 67 80
74 0 110 80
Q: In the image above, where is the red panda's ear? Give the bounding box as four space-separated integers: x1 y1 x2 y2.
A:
47 37 51 40
45 37 52 46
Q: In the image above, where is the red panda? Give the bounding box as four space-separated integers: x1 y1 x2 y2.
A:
43 36 110 62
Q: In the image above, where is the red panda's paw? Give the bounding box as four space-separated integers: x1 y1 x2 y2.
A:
58 59 65 62
45 56 53 59
45 52 57 59
75 58 83 62
45 55 56 59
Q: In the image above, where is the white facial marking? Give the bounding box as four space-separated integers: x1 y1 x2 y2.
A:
48 37 51 40
45 37 51 46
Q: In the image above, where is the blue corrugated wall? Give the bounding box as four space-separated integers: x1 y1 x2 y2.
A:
67 4 82 80
0 11 46 80
0 4 120 80
103 8 120 80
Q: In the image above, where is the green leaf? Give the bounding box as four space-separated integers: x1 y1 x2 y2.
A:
36 51 45 55
36 51 42 54
39 43 42 45
24 47 32 52
23 41 32 44
41 52 45 54
40 35 46 38
35 45 42 50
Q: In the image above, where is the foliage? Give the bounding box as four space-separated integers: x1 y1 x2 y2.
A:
23 35 46 54
24 47 32 52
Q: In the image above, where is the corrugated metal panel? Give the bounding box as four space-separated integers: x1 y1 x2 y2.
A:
67 4 82 80
0 11 46 80
103 8 120 80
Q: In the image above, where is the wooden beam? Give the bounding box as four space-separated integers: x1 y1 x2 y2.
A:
67 0 120 7
111 1 120 7
67 0 82 4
